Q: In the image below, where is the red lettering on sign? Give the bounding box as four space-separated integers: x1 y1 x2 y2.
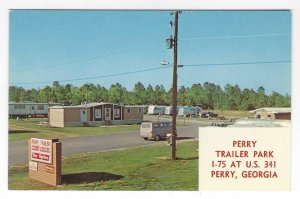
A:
40 154 49 161
40 147 50 153
41 140 50 146
31 139 39 144
31 138 53 163
32 152 40 159
31 145 39 151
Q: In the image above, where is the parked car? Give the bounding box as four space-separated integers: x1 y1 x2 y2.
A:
140 121 172 141
201 112 218 118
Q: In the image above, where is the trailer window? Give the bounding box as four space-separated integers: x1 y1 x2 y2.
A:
154 107 162 111
37 105 44 110
114 109 120 118
14 104 26 109
95 109 102 119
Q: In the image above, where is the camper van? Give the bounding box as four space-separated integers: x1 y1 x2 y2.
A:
147 105 166 115
140 121 172 141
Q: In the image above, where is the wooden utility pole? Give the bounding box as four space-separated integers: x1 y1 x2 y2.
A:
171 11 179 160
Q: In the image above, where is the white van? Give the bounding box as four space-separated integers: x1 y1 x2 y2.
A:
140 122 173 141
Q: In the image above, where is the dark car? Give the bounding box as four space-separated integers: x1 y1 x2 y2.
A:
201 112 218 118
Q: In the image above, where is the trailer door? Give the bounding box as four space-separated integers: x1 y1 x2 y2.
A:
30 105 36 115
80 109 88 122
105 108 111 121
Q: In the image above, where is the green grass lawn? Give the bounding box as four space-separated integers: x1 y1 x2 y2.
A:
9 118 140 141
9 118 187 142
9 140 198 191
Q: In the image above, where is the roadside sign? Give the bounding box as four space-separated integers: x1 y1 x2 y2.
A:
28 138 61 186
30 138 53 164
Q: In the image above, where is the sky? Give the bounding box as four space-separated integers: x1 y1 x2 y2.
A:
9 10 291 95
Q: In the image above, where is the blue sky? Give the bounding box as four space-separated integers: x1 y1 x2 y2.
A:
9 10 291 95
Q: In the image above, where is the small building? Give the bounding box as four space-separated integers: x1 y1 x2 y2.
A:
9 101 60 118
49 102 144 127
249 107 291 120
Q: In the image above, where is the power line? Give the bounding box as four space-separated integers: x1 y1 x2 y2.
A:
11 48 144 72
11 33 289 73
11 40 169 73
181 33 291 41
182 60 291 67
11 65 172 85
10 60 290 86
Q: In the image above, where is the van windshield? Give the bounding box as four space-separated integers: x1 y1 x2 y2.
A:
141 123 151 129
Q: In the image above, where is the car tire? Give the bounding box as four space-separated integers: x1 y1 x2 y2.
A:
154 135 160 141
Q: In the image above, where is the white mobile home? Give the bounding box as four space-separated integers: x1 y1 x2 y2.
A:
194 106 202 115
147 105 166 115
178 106 202 117
164 106 183 115
9 102 60 118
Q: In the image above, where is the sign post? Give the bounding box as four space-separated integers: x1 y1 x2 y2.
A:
28 138 62 186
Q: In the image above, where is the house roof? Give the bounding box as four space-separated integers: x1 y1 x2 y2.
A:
49 102 144 109
123 105 144 108
50 102 111 109
9 102 60 105
249 107 291 114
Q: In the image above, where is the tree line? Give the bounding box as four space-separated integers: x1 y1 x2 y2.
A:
9 81 291 111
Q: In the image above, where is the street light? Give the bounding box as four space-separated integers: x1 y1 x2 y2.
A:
160 60 183 68
161 61 183 68
160 60 170 65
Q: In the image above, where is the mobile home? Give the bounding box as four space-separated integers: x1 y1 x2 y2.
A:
9 102 60 118
49 102 144 127
164 106 183 115
147 105 166 115
177 106 202 117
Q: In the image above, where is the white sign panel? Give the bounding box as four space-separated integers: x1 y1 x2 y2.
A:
30 138 53 164
29 161 38 171
198 127 290 191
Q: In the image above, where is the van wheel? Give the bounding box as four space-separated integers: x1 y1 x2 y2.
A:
154 135 160 141
143 137 148 140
